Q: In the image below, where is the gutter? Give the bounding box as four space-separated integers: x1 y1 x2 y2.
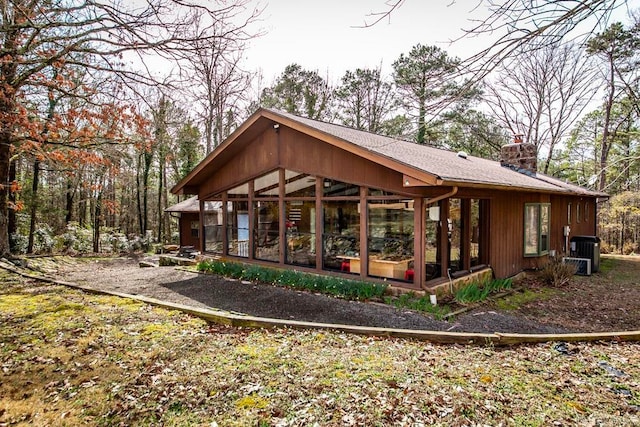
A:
425 187 458 206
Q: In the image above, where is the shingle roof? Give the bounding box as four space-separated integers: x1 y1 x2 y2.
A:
269 109 606 197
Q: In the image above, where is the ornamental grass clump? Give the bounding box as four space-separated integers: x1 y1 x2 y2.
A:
540 256 577 287
454 278 512 305
197 260 387 301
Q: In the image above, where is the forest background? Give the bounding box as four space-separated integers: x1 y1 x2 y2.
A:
1 0 638 257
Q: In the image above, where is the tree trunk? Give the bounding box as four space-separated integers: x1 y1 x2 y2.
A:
157 155 164 242
417 96 426 144
93 190 101 253
136 153 144 235
598 53 616 192
142 151 152 235
65 178 74 223
0 132 10 256
27 159 40 254
8 159 17 252
78 186 87 227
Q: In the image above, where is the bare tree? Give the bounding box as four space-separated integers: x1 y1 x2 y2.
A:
0 0 260 255
484 42 597 173
365 1 626 78
180 8 261 153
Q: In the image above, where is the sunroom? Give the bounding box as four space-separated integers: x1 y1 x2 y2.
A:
191 167 490 290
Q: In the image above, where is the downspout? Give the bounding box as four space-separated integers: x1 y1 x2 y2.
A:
425 186 458 294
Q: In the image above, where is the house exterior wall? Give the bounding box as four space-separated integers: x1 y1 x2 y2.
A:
183 123 600 288
199 132 280 199
550 195 598 254
487 192 547 278
179 213 200 249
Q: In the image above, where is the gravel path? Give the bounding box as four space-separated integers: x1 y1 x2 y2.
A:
53 257 571 334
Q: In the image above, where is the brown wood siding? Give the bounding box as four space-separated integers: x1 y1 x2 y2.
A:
550 195 598 254
179 213 200 249
198 132 280 199
279 127 422 197
489 192 550 278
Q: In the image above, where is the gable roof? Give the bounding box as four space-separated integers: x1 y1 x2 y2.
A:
172 108 606 198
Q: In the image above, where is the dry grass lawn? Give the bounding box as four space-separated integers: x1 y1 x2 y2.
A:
1 263 639 426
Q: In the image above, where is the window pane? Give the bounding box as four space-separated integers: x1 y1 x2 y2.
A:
448 199 462 272
585 202 589 221
368 188 395 196
524 204 539 256
285 201 316 267
285 170 315 197
322 200 360 273
540 204 550 253
228 183 249 198
254 201 279 262
425 203 441 280
255 170 280 198
470 199 481 266
322 179 359 197
203 201 223 254
368 200 414 281
226 201 249 257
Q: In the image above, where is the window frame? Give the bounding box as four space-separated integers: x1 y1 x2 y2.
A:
524 203 550 257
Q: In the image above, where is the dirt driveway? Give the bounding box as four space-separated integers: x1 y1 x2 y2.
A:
46 255 640 334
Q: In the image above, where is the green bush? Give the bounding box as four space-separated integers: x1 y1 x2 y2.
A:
197 259 387 301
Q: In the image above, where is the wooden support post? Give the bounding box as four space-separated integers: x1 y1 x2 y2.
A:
439 198 450 279
413 197 425 289
199 197 205 252
359 186 368 279
248 181 255 260
279 169 286 265
222 192 228 255
315 177 323 272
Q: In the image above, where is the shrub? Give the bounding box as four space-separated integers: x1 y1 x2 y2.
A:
540 256 576 287
33 223 55 254
622 242 639 256
10 233 28 255
197 260 387 301
55 222 93 253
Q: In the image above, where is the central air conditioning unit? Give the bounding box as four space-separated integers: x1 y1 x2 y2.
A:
562 257 592 276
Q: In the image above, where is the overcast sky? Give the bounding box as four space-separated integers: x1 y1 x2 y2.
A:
244 0 489 84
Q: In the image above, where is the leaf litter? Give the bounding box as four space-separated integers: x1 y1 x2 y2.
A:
0 265 639 426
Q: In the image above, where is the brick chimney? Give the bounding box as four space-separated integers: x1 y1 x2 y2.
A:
500 134 537 175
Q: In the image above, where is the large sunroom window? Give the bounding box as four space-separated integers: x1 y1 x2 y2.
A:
524 203 550 256
227 200 249 257
368 199 414 282
254 201 279 262
322 200 360 274
285 200 315 267
203 201 223 254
